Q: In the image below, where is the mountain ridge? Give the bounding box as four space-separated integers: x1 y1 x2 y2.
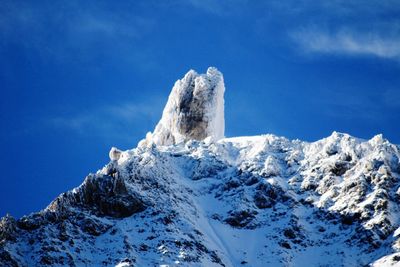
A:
1 68 400 267
1 132 400 266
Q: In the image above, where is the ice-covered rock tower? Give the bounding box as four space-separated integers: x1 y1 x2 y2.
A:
141 67 225 146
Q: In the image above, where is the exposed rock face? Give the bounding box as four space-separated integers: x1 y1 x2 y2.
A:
142 67 225 146
0 215 17 242
48 172 146 219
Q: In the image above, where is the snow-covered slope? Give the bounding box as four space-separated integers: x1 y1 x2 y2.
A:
1 68 400 267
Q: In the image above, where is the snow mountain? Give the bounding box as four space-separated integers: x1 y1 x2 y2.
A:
1 68 400 267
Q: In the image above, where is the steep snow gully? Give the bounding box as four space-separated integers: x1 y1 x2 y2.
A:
1 67 400 267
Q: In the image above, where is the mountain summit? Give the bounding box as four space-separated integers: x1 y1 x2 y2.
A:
1 68 400 267
141 67 225 147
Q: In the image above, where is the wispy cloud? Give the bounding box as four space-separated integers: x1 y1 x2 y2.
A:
291 28 400 60
0 1 156 68
310 87 400 121
187 0 227 15
185 0 250 16
318 89 379 120
48 100 163 143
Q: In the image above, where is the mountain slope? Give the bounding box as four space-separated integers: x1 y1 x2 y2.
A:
1 68 400 267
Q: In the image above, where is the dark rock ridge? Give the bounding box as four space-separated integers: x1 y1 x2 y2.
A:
49 172 146 218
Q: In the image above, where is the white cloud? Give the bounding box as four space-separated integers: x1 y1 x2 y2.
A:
48 100 163 142
303 89 378 122
0 1 152 40
0 1 157 69
291 29 400 60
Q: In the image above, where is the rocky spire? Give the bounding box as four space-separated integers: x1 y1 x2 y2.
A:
141 67 225 146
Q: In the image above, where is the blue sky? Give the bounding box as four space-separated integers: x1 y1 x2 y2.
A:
1 0 400 218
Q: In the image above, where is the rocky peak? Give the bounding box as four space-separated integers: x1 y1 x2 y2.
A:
141 67 225 146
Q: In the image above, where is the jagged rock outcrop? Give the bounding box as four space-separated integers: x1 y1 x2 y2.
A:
141 67 225 146
0 215 17 243
49 173 146 218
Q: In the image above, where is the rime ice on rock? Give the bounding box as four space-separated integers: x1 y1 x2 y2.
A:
141 67 225 146
109 147 122 161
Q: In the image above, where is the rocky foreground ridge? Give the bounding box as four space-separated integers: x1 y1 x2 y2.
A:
1 68 400 267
